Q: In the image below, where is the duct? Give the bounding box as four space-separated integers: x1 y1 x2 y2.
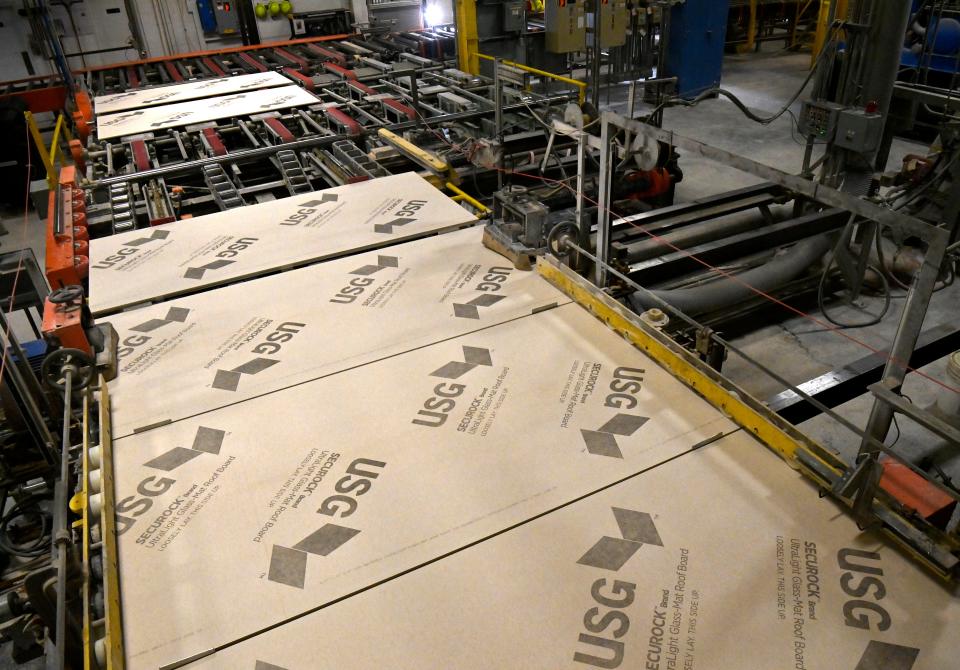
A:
628 234 835 315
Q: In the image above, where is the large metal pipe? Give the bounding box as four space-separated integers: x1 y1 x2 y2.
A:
628 234 835 315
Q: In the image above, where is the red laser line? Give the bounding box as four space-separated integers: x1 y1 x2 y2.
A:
419 111 960 396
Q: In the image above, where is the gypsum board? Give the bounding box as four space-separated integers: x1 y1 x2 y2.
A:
179 429 960 670
94 71 292 115
95 85 320 140
88 172 477 316
111 302 738 669
105 226 569 439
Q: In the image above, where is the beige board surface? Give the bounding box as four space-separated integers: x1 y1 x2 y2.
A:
94 72 292 114
183 430 960 670
112 303 737 669
96 85 319 140
106 226 569 438
89 173 477 315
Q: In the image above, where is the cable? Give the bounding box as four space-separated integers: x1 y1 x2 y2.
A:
645 25 840 126
409 104 960 396
0 493 52 558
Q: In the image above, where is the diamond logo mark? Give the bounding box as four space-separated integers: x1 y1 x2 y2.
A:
373 217 416 234
577 508 662 572
211 357 280 392
299 193 338 207
143 426 226 473
129 306 190 333
854 641 919 670
268 523 361 588
183 258 235 280
430 346 493 380
350 255 399 277
453 293 507 319
126 229 171 247
580 413 649 459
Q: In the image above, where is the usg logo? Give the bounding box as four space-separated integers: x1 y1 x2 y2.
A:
151 110 193 127
115 426 225 537
330 255 400 304
453 266 512 319
118 306 191 360
183 237 258 279
92 229 171 270
412 346 493 428
374 199 428 234
835 549 919 670
260 94 295 109
574 507 662 669
279 193 339 226
581 367 648 459
100 110 144 126
267 458 386 588
211 321 305 392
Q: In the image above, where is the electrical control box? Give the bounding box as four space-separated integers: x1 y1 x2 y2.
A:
545 0 586 53
213 1 240 36
503 0 526 32
798 100 845 141
833 109 885 154
599 0 628 48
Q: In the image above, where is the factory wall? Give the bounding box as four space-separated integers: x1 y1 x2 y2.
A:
0 0 139 81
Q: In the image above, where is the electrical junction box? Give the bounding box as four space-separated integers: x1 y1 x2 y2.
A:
503 0 525 32
833 109 885 154
798 100 845 141
599 0 628 48
213 1 240 35
545 0 586 53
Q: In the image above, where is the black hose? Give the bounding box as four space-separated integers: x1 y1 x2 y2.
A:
0 493 52 558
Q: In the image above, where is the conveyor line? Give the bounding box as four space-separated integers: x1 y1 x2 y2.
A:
105 227 569 438
96 86 319 140
112 302 738 669
88 173 477 315
181 430 960 670
93 72 291 114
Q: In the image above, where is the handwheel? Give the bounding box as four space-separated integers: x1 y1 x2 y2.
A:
48 285 84 305
547 222 581 266
41 348 95 392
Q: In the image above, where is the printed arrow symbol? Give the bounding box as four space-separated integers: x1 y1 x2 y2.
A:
577 508 662 571
854 641 919 670
299 193 338 206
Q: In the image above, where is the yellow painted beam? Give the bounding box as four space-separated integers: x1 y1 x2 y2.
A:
455 0 479 75
477 53 587 106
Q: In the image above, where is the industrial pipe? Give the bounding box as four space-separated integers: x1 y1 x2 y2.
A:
629 234 835 315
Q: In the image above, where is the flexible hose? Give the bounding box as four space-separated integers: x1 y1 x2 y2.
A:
629 234 836 315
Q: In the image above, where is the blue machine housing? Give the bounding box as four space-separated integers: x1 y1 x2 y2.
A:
665 0 730 99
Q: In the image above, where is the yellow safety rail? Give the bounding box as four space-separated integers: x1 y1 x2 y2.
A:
445 181 490 215
477 53 587 106
24 111 74 190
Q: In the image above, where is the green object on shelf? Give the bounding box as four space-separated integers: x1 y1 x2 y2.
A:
255 3 267 18
281 1 292 14
269 1 280 16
